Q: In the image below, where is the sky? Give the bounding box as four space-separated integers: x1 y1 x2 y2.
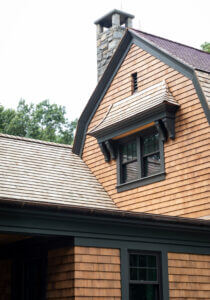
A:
0 0 209 120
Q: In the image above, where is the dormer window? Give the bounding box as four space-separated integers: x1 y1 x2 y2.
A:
88 81 179 192
117 127 164 192
132 72 138 93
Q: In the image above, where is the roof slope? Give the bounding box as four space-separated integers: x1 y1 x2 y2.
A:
131 29 210 73
0 134 116 210
89 81 179 138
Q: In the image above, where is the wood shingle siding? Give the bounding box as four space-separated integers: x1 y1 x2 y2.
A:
82 44 210 219
0 260 11 300
47 247 74 299
168 252 210 299
74 246 121 299
196 70 210 108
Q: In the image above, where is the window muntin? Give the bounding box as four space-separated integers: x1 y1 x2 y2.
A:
129 252 161 300
119 129 162 185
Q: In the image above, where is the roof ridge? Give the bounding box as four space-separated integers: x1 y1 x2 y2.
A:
130 28 210 55
0 133 72 149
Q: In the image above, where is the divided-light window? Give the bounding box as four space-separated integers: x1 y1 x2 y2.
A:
117 127 165 191
129 252 162 300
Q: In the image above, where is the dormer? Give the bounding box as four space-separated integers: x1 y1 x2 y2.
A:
88 81 179 191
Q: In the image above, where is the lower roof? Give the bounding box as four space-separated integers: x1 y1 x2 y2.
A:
0 133 116 210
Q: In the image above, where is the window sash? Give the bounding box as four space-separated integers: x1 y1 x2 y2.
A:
129 251 162 300
118 129 162 184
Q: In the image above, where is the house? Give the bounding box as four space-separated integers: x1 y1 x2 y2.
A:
0 9 210 300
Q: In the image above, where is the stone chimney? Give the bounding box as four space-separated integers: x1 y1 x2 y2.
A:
95 9 134 80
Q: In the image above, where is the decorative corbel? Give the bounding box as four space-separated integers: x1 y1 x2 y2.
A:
98 142 110 162
162 117 176 140
155 120 167 142
105 140 116 160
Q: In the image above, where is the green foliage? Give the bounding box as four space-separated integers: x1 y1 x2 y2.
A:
0 99 77 145
201 42 210 53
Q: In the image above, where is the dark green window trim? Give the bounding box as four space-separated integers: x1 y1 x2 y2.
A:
116 127 165 192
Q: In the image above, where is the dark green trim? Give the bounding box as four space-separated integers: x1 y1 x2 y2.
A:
74 237 210 255
0 205 210 249
120 248 129 300
161 250 169 300
73 32 133 156
73 29 209 156
117 172 165 192
193 70 210 123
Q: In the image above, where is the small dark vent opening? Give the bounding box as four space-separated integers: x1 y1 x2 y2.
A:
132 72 138 93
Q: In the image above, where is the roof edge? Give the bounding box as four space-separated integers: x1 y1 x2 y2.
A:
0 133 72 149
0 197 209 231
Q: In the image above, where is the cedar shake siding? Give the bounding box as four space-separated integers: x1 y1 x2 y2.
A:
0 259 11 300
168 253 210 299
82 44 210 219
74 246 121 299
47 247 74 299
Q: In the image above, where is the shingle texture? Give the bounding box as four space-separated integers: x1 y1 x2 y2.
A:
196 70 210 108
89 81 179 137
131 29 210 73
0 134 116 209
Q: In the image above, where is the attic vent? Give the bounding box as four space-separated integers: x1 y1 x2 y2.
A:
132 73 138 93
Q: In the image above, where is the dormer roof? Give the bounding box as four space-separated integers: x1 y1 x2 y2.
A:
88 81 179 140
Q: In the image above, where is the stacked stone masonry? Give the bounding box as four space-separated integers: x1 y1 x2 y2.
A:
97 26 125 80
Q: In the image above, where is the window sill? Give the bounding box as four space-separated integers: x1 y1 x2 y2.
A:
116 172 166 193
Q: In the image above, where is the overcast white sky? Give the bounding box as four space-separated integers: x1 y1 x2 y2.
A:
0 0 209 120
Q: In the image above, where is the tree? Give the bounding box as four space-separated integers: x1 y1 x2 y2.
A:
201 42 210 53
0 99 77 145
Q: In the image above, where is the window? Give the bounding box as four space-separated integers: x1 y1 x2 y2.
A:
117 127 165 191
132 72 138 93
129 252 162 300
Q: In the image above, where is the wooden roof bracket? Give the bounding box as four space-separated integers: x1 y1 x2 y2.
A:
162 116 176 140
98 142 110 162
98 140 117 162
155 120 167 142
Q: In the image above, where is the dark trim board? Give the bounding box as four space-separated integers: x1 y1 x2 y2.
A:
73 29 210 156
0 205 210 254
73 32 133 156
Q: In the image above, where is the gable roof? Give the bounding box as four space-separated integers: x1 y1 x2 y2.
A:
0 134 116 210
73 29 210 156
131 29 210 73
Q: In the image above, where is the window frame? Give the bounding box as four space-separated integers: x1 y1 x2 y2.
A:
116 126 165 192
128 250 163 300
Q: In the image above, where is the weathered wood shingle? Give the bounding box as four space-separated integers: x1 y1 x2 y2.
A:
88 80 179 137
0 134 116 210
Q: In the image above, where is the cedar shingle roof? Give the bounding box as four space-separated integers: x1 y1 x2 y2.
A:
89 81 179 138
0 134 116 210
131 29 210 73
